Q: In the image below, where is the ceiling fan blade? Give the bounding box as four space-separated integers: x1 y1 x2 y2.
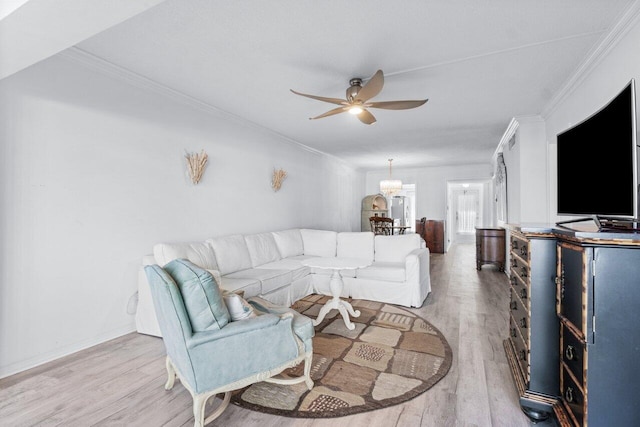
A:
357 109 377 125
310 106 349 120
355 69 384 102
367 99 428 110
290 89 347 105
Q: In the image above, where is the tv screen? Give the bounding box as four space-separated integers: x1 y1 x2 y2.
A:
557 80 638 220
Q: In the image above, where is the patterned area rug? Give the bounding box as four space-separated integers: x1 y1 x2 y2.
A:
230 294 453 418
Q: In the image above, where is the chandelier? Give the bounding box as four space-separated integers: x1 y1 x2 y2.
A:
379 159 402 196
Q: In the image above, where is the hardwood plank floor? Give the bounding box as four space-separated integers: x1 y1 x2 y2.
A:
0 242 556 426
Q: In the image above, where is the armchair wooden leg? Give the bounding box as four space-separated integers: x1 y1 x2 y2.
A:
192 392 231 427
202 392 231 426
303 352 314 390
165 357 176 390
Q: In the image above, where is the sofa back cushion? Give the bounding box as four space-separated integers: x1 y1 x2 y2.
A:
207 234 252 275
271 229 304 258
374 234 421 262
244 232 281 267
300 229 338 257
163 259 230 332
153 242 218 270
337 232 374 263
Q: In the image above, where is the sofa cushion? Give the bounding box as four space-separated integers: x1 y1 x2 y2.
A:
308 266 357 278
271 229 304 258
356 261 406 282
153 242 218 270
337 232 374 263
244 232 281 267
374 234 422 263
217 276 261 298
207 234 252 275
259 259 310 282
300 229 337 257
225 268 293 294
164 259 230 332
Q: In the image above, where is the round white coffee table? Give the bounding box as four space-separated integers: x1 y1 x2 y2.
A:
301 257 371 330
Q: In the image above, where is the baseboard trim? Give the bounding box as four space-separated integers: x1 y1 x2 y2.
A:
0 323 136 379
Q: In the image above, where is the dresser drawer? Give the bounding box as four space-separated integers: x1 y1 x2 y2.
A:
511 235 529 259
510 273 528 302
510 256 530 284
510 317 529 381
561 323 585 390
511 236 529 260
562 365 585 427
509 288 529 345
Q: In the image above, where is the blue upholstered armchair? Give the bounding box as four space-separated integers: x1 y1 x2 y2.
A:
144 259 314 427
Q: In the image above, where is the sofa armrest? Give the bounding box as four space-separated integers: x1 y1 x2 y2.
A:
405 247 431 305
405 247 430 282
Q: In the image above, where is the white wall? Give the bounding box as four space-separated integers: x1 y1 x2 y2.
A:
500 116 548 224
0 54 364 377
545 12 640 224
365 164 492 223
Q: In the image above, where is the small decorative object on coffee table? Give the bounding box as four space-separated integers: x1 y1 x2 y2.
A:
301 257 371 330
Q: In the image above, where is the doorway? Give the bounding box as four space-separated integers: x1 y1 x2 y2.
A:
446 180 492 246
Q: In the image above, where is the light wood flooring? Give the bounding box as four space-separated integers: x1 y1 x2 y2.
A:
0 242 555 426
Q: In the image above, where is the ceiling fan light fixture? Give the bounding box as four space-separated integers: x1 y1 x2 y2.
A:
290 69 427 125
349 106 364 115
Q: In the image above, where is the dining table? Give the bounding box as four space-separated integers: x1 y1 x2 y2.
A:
390 226 411 235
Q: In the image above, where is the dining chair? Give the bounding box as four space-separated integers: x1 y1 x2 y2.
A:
370 216 394 235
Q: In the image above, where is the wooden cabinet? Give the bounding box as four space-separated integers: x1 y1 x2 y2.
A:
504 228 559 422
425 220 445 253
416 219 445 253
361 194 388 232
475 227 505 270
504 224 640 426
554 239 640 426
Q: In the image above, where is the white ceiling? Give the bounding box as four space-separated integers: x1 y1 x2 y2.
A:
4 0 637 170
0 0 165 79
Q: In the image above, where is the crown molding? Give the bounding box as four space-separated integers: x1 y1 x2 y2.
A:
541 1 640 118
492 114 546 162
57 47 357 168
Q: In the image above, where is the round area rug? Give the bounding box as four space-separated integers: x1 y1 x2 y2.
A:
230 294 453 418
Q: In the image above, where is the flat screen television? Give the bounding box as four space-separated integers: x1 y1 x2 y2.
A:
556 79 638 228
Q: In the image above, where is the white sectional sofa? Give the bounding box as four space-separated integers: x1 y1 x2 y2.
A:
136 228 431 337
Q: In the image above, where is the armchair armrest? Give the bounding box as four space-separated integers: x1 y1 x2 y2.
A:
187 313 284 348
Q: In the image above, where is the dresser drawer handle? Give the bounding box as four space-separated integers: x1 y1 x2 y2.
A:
565 387 575 403
510 301 518 310
519 318 527 328
511 328 517 338
520 247 528 257
519 349 527 361
565 345 576 361
520 289 527 299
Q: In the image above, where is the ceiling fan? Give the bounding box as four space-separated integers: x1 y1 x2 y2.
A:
290 69 428 125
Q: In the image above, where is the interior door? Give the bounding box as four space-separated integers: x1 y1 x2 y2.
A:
453 188 480 237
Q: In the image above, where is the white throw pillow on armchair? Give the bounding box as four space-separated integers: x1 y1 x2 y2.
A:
222 292 256 321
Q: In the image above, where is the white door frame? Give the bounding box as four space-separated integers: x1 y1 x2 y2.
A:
446 179 493 249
